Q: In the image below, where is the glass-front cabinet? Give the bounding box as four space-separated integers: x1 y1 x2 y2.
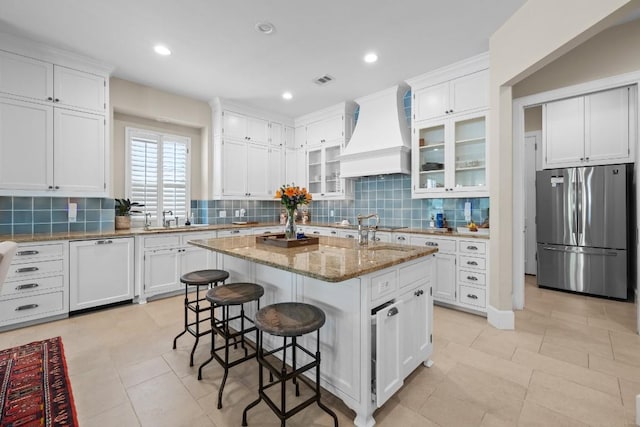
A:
413 112 487 197
307 143 352 199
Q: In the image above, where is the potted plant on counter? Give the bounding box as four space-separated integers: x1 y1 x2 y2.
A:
115 198 144 230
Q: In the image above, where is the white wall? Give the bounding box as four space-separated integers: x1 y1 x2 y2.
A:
109 77 212 199
487 0 639 322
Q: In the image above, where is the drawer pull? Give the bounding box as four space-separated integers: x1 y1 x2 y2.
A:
387 307 399 317
466 294 478 300
425 242 438 247
397 236 406 241
467 261 478 266
466 245 478 251
466 275 478 281
345 234 354 239
16 250 39 256
16 283 39 290
330 231 337 235
414 289 424 297
313 231 320 234
16 267 39 273
15 303 39 311
96 240 113 245
231 230 240 234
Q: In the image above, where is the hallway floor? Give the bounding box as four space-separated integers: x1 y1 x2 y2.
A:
0 276 638 426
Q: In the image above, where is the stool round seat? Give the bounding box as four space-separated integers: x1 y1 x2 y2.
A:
206 282 264 306
255 302 326 337
180 269 229 286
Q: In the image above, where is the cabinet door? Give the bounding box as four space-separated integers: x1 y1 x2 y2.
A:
144 248 181 295
246 143 270 198
223 111 247 140
451 113 487 192
306 120 324 146
269 122 283 147
449 70 488 115
285 147 307 188
284 125 296 149
53 65 105 113
323 144 342 196
0 50 53 102
543 97 585 167
268 147 284 193
374 300 403 407
434 253 456 302
585 87 630 164
400 283 430 377
414 82 449 121
181 246 211 274
414 121 447 193
322 114 343 143
221 139 247 196
247 116 269 144
53 108 105 194
307 147 322 195
69 238 134 311
294 125 306 148
0 98 53 190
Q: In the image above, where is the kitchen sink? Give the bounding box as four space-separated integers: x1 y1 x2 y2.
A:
144 224 210 231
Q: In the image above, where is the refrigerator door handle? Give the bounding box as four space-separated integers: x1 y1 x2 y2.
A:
542 246 619 257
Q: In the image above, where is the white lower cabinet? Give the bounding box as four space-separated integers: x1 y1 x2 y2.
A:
0 241 68 328
373 300 402 406
400 282 432 378
69 237 134 311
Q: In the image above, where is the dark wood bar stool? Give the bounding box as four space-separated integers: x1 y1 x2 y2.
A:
242 302 338 427
173 269 230 366
198 282 264 409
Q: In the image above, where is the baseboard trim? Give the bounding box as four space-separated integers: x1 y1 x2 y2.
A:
487 305 514 330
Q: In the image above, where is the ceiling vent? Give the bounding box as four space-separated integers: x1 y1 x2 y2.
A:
313 74 335 85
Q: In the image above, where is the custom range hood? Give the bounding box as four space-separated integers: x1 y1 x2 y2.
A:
340 85 411 178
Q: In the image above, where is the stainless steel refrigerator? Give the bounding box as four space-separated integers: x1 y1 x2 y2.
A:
536 164 633 300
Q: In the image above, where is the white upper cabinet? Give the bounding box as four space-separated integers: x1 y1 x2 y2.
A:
543 85 634 169
294 125 306 148
0 50 53 102
306 114 343 146
284 125 296 149
269 121 283 147
413 69 488 122
246 143 270 198
222 110 269 144
221 138 248 197
53 65 105 113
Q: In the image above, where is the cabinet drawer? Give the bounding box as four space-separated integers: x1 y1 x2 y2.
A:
0 291 65 324
1 275 63 297
458 269 486 286
399 260 429 289
370 270 397 302
13 243 64 261
459 285 486 308
6 259 64 281
181 232 214 246
143 235 181 248
458 240 486 255
459 255 486 270
410 236 456 254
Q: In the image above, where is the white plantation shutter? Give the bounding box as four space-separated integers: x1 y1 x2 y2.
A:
126 128 190 226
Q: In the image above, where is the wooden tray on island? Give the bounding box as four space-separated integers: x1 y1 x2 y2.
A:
256 233 319 248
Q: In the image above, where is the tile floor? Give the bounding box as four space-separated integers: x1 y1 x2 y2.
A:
0 276 638 426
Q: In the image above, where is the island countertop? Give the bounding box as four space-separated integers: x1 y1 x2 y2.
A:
189 235 437 283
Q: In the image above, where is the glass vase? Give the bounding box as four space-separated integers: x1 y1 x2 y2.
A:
284 207 297 240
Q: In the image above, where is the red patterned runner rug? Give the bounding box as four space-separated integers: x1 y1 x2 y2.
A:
0 337 78 427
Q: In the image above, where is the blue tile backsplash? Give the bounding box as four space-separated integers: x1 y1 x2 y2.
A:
0 175 488 236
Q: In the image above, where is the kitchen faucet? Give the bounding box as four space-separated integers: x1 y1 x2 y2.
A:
162 210 174 228
356 213 379 246
144 213 152 230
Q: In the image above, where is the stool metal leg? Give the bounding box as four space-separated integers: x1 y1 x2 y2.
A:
216 305 230 409
242 330 263 427
188 285 202 366
198 302 216 380
172 284 189 350
292 336 299 397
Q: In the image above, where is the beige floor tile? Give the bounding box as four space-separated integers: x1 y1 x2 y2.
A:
619 378 640 426
512 347 619 397
589 353 640 383
393 366 438 412
517 400 589 427
610 330 640 367
419 392 486 426
525 371 626 426
538 341 589 368
434 318 485 347
127 371 205 427
118 356 172 388
69 365 129 420
551 310 589 325
82 401 141 427
543 320 614 360
374 398 439 427
471 326 542 360
587 315 637 334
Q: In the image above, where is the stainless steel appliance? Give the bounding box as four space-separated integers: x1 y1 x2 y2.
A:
536 164 633 299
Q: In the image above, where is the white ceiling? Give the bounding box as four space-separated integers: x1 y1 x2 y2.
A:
0 0 527 118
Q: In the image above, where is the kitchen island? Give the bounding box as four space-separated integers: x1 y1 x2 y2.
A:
190 235 437 427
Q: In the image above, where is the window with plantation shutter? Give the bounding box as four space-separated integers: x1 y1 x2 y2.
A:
125 128 190 227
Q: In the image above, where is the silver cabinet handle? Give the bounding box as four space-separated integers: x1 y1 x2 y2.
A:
330 231 337 235
16 250 39 256
16 267 38 273
467 294 478 300
16 283 39 290
387 307 399 317
96 240 113 245
231 230 240 234
425 242 438 247
466 246 478 250
414 289 424 297
467 261 478 266
313 231 320 234
466 275 478 281
15 304 39 311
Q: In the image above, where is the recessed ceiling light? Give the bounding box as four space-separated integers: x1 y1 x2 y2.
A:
364 52 378 63
154 44 171 56
255 22 275 35
282 91 293 100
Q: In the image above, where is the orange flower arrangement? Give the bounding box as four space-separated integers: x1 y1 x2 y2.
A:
275 184 312 211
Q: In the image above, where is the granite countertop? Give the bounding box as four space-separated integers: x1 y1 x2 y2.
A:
0 221 489 244
189 235 438 283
